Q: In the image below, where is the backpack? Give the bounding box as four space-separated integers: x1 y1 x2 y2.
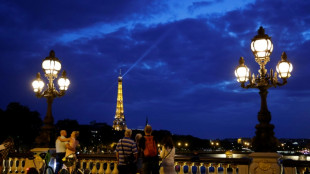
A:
143 136 157 157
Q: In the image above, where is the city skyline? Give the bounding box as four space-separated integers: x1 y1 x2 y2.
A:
1 0 310 139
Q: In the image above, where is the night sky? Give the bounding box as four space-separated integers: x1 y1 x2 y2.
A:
1 0 310 139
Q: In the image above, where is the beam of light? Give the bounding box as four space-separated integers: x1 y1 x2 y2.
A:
101 28 173 97
122 28 173 77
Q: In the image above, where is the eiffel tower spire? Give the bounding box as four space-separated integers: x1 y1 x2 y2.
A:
113 70 127 131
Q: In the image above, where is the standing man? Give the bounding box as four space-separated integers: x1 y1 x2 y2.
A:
116 129 138 174
55 130 68 174
139 125 159 174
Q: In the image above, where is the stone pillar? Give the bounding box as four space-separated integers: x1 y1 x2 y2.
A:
249 152 281 174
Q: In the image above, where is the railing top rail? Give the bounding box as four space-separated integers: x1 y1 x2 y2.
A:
281 159 310 167
174 156 251 165
75 153 251 165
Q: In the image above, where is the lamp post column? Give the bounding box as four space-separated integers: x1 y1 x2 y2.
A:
43 96 54 129
252 87 277 152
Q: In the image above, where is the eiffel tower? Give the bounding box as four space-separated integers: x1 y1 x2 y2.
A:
113 70 127 131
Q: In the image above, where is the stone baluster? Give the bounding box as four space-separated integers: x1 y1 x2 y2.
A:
77 159 83 171
193 162 200 174
222 164 229 174
197 163 204 174
105 161 112 174
98 160 105 174
86 159 91 172
15 158 25 173
174 162 178 174
20 159 26 173
230 164 237 174
112 161 119 174
204 163 211 174
179 162 185 174
13 158 20 173
8 157 13 173
190 162 196 174
91 160 98 174
2 158 6 173
213 163 220 174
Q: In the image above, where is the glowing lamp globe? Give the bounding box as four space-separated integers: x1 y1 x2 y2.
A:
32 73 44 93
58 71 70 91
42 50 61 76
235 57 250 83
276 52 293 79
251 26 273 64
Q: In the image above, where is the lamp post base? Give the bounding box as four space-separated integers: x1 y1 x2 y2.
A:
35 126 55 148
252 110 278 152
249 152 281 174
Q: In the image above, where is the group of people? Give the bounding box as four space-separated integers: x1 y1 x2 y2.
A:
55 130 80 174
116 125 176 174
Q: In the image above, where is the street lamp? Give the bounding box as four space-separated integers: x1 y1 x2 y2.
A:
32 50 70 147
235 27 293 152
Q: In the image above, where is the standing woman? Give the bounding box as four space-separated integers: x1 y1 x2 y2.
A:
159 135 176 174
135 133 143 174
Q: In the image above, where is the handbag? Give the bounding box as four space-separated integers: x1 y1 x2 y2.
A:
121 140 135 165
160 147 172 167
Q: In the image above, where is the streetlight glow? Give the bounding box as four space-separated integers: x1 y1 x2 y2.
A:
32 73 44 93
235 57 250 83
251 26 273 65
42 54 61 76
276 52 293 79
58 71 70 91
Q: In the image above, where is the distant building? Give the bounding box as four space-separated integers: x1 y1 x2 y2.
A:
113 71 127 131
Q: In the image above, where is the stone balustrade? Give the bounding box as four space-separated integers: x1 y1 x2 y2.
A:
2 152 310 173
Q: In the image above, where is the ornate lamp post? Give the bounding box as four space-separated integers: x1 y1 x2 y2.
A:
32 50 70 147
235 27 293 152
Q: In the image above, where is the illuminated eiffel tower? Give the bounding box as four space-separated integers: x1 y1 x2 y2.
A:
113 70 127 131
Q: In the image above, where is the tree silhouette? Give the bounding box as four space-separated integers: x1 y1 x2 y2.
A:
55 119 79 137
0 102 42 151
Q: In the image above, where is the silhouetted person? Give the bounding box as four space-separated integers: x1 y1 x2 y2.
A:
116 129 138 174
139 125 159 174
135 133 143 174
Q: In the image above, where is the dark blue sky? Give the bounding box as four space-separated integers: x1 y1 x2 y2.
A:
1 0 310 139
